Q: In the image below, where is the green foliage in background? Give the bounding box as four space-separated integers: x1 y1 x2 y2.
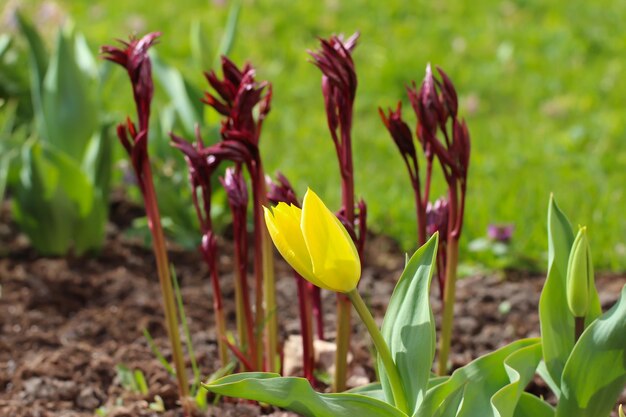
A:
3 0 626 268
0 14 112 255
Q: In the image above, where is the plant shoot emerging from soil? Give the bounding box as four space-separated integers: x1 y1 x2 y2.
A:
101 33 191 411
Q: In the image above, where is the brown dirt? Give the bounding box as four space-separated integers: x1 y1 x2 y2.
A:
1 196 625 417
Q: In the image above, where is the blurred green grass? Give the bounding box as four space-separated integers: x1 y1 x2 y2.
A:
17 0 626 270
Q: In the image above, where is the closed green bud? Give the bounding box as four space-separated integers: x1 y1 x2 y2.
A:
566 227 593 318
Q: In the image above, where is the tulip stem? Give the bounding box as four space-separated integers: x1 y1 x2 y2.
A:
574 316 584 343
437 237 459 376
347 289 408 414
333 294 351 392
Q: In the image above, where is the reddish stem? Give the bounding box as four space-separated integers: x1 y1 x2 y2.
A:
311 285 324 340
232 217 257 367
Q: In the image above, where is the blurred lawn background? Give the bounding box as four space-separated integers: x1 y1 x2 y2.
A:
4 0 626 270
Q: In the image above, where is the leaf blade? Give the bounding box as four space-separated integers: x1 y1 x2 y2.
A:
379 234 438 413
203 373 408 417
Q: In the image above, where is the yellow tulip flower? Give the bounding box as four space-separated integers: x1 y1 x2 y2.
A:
263 188 361 293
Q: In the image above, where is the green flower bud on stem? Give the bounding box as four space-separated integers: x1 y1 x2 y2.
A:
566 226 593 321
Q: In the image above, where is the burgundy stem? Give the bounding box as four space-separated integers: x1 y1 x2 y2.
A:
233 214 257 367
311 285 324 340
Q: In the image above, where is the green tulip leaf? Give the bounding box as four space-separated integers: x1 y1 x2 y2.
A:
348 382 386 402
16 13 48 87
539 196 602 395
555 285 626 417
42 28 98 160
16 13 48 141
203 372 408 417
13 141 100 255
379 233 438 413
513 393 555 417
491 341 543 417
41 144 94 216
416 338 541 417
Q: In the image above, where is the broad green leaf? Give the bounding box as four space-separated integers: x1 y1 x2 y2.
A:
42 28 98 159
42 144 94 216
430 384 464 417
74 33 99 79
556 285 626 417
416 338 541 417
14 141 73 254
491 341 543 417
348 382 386 402
539 196 602 394
13 140 101 255
203 372 408 417
539 196 574 392
73 192 106 255
379 234 438 412
513 393 555 417
151 52 203 137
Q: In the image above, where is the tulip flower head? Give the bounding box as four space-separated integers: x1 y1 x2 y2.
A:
264 189 361 293
566 226 593 318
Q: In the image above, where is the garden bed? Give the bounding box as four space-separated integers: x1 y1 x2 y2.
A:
1 197 625 417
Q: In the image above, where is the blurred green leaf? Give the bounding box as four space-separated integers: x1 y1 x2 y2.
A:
151 52 203 137
42 27 98 159
216 0 242 62
203 372 408 417
379 233 438 413
15 13 48 137
0 35 11 59
190 20 212 70
15 13 48 88
12 140 102 255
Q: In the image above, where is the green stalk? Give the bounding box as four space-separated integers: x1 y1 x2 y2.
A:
437 238 459 376
347 289 408 414
252 165 277 372
141 162 190 408
262 224 278 371
333 294 351 392
171 267 201 394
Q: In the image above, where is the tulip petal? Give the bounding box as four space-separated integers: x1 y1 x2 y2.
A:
301 189 361 293
264 205 321 287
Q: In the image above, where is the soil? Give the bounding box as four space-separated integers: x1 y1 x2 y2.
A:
1 195 625 417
